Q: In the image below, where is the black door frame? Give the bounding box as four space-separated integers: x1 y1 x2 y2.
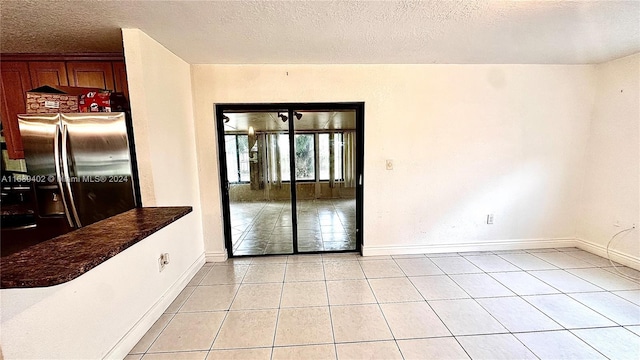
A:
215 102 365 258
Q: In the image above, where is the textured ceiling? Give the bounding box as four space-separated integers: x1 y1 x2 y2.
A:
1 0 639 64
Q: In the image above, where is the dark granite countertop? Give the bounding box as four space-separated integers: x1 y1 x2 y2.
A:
0 206 192 289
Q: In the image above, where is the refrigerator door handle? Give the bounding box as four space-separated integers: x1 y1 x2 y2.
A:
54 124 74 227
61 124 82 227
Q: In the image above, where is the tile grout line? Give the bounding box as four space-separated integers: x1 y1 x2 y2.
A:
563 329 622 360
140 264 216 356
564 291 640 327
392 257 463 359
479 267 569 338
131 251 640 359
321 258 340 360
525 268 607 293
500 248 634 358
439 255 577 359
269 259 287 359
493 252 560 274
358 259 406 359
206 260 248 355
233 200 268 253
135 312 178 356
509 251 640 329
234 199 357 255
402 256 484 360
352 260 404 359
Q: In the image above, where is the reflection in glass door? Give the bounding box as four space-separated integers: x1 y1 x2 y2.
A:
294 111 357 252
221 111 294 256
217 104 363 257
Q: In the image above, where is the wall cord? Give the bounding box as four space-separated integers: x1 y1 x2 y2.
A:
605 225 639 281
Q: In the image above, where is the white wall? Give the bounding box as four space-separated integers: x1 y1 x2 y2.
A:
0 29 207 359
577 53 640 262
191 64 597 255
0 218 203 359
124 29 203 213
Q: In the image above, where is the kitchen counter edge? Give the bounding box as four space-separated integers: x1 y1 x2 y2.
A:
0 206 192 289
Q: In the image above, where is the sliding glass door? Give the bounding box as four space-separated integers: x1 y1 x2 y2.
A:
294 110 357 252
216 104 363 257
220 111 293 255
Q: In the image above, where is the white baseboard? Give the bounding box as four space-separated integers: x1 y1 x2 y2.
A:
362 238 577 256
104 253 206 359
205 250 229 263
575 237 640 271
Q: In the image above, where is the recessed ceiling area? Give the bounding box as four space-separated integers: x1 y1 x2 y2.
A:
223 111 356 132
1 0 639 64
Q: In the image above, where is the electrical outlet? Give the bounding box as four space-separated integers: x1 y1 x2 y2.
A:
386 159 394 170
487 214 494 225
158 255 165 272
158 253 170 272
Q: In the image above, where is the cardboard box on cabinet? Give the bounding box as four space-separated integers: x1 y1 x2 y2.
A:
79 90 112 112
25 85 100 114
79 91 129 112
25 86 129 114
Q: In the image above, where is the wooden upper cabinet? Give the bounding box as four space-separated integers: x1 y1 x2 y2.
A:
28 61 69 88
1 54 128 159
0 62 31 158
66 61 115 90
112 61 129 100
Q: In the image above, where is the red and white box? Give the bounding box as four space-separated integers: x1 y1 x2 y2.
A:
79 90 112 112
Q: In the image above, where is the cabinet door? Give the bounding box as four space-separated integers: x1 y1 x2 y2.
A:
29 61 69 88
0 62 31 158
66 61 115 90
112 61 130 100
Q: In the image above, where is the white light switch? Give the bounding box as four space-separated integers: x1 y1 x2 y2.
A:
386 159 394 170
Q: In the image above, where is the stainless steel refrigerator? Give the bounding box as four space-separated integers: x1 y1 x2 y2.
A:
18 112 140 230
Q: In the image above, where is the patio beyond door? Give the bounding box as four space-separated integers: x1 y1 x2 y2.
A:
216 104 363 257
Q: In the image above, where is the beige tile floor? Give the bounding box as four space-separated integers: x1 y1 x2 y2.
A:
230 199 357 255
127 248 640 360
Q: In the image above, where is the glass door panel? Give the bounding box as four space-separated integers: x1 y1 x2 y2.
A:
222 111 293 256
293 110 357 252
